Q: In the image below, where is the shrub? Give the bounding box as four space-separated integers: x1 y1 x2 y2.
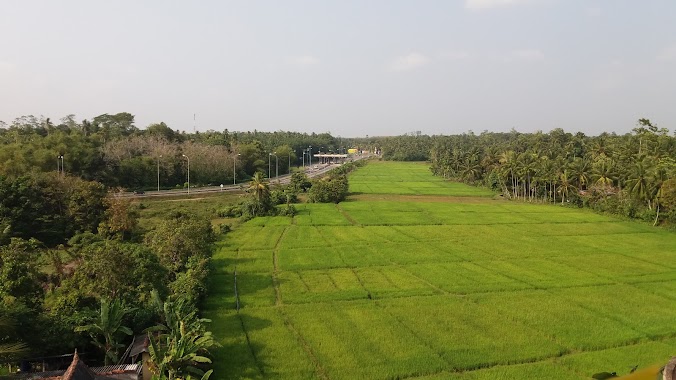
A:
217 205 243 218
308 174 348 204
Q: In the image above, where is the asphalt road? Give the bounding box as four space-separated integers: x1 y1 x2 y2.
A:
118 155 369 199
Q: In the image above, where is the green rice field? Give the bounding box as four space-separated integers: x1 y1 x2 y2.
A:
203 161 676 379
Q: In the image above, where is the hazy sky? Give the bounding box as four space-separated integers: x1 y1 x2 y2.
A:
1 1 675 136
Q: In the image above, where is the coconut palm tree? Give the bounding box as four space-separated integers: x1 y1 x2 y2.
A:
592 157 617 188
245 171 274 216
558 170 577 204
625 159 653 207
569 157 591 191
247 171 269 204
75 298 134 365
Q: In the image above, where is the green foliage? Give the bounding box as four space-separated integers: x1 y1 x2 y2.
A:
0 173 107 246
145 294 218 380
307 174 348 203
0 238 43 309
217 205 243 218
0 113 353 190
144 212 215 304
379 135 433 161
243 172 275 218
145 212 215 275
289 171 311 192
660 178 676 211
75 298 134 365
0 310 28 361
55 236 167 313
98 195 140 240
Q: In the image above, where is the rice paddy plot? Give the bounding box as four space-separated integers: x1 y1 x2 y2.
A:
360 225 422 242
355 266 440 298
235 272 276 308
412 362 581 380
481 258 615 289
453 233 555 260
277 226 329 250
405 262 531 294
293 203 352 226
349 162 494 197
333 244 394 267
469 290 644 350
556 338 676 378
551 253 676 284
634 280 676 301
241 216 293 227
204 161 676 380
277 246 348 271
227 226 287 250
238 307 318 379
202 273 237 312
433 210 534 225
314 225 391 245
378 295 565 369
278 268 368 304
285 301 449 380
560 232 676 269
374 242 460 265
503 221 649 237
225 249 274 273
344 208 441 225
516 211 618 223
550 284 676 337
204 310 263 380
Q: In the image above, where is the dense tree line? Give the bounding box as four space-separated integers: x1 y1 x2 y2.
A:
0 171 217 376
0 113 359 190
376 120 676 225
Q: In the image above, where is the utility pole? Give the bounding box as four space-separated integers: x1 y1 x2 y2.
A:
233 153 240 185
182 154 190 193
157 155 162 192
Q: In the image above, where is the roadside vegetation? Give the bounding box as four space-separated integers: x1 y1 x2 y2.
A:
0 113 356 191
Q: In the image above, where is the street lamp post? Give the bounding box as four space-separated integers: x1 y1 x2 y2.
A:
233 153 240 185
157 155 162 192
58 155 64 175
308 146 312 167
268 153 272 179
182 154 190 194
272 152 278 180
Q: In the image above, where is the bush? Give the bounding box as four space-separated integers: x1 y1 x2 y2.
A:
218 223 231 234
308 174 348 203
290 172 312 192
217 205 243 218
279 204 297 216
